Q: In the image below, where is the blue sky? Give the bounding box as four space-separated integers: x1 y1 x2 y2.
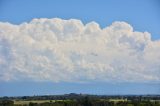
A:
0 0 160 96
0 0 160 39
1 82 160 96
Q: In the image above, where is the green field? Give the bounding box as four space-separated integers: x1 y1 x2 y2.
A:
12 99 160 106
14 100 71 105
1 94 160 106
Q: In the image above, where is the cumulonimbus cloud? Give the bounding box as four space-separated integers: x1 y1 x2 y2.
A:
0 18 160 83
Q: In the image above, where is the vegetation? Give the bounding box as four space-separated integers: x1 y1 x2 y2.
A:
0 93 160 106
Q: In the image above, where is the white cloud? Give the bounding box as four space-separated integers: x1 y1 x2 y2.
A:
0 18 160 83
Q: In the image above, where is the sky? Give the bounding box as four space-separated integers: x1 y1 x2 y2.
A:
0 0 160 96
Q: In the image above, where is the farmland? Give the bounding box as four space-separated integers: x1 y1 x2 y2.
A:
0 93 160 106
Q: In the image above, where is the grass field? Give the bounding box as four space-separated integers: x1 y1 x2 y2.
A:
14 100 58 105
109 98 128 102
13 99 160 105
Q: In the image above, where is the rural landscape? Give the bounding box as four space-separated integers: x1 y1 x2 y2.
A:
1 93 160 106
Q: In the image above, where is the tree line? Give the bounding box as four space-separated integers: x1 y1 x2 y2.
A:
0 93 160 106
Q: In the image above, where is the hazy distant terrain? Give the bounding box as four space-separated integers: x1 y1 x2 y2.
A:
0 93 160 106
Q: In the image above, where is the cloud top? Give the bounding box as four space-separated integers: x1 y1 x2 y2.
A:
0 18 160 83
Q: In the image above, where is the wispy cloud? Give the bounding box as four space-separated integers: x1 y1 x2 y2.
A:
0 18 159 83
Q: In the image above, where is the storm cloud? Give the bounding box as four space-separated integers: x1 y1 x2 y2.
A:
0 18 160 83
